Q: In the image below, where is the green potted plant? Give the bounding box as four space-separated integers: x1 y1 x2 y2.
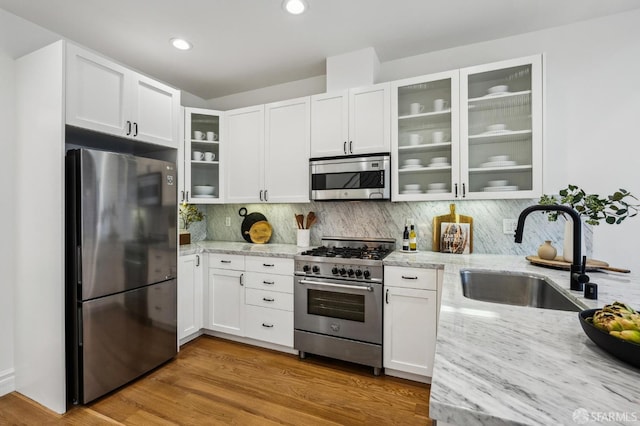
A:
179 202 205 245
539 184 639 261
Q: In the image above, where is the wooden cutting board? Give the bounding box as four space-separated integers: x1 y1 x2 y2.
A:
245 220 273 244
432 204 473 253
525 255 630 273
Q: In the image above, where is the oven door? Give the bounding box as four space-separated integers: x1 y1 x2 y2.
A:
294 275 383 344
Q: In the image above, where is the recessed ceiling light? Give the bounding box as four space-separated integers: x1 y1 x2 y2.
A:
170 38 192 51
283 0 307 15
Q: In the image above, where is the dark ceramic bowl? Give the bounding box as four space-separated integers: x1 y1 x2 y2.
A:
579 308 640 368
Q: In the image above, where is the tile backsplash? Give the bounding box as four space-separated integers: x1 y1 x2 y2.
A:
198 199 592 257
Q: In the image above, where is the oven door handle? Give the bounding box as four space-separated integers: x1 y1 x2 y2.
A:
298 279 374 292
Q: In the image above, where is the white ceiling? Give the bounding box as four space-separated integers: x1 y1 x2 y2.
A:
1 0 639 100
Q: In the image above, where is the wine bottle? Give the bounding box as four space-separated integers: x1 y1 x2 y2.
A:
409 224 417 251
402 225 409 251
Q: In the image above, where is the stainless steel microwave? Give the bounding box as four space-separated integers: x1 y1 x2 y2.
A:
309 153 391 201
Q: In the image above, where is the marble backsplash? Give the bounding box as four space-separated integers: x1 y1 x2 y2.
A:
194 199 593 257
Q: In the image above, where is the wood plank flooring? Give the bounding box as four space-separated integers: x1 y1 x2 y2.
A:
0 336 432 425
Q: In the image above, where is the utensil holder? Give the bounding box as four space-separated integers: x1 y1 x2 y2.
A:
297 229 310 247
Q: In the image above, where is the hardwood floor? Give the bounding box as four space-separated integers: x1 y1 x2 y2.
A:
0 336 432 425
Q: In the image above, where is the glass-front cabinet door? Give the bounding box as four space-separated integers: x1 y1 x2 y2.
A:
391 71 460 200
183 107 224 203
460 55 542 199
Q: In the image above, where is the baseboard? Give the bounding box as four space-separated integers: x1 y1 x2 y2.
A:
0 368 16 397
202 330 298 355
179 330 204 347
384 367 431 384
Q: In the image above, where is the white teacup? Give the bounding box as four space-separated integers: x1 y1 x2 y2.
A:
204 151 215 161
409 102 425 115
206 131 217 141
192 151 204 161
434 99 449 112
432 131 446 144
409 133 423 145
193 131 205 140
431 156 448 164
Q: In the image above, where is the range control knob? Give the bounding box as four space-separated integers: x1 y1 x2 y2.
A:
347 268 354 277
339 268 347 276
312 265 320 273
363 270 371 279
331 267 339 275
355 269 363 278
303 265 310 273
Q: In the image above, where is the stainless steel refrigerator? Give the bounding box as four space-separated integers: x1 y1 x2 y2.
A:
65 148 178 405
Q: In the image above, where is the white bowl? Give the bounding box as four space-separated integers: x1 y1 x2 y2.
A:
488 85 508 94
403 158 421 166
488 180 509 187
404 184 421 191
430 156 448 164
428 182 447 190
193 185 215 195
486 123 507 132
488 155 510 162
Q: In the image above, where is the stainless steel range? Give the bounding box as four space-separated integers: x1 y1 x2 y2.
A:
294 236 395 375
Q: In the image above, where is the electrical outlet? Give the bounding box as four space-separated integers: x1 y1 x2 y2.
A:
503 219 518 235
225 217 231 227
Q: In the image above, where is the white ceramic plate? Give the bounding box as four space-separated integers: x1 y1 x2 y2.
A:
480 160 517 168
401 164 423 169
483 185 519 192
194 194 217 198
426 189 449 194
427 163 451 168
400 190 424 194
400 249 419 253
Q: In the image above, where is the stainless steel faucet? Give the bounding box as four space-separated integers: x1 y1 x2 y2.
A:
514 204 589 291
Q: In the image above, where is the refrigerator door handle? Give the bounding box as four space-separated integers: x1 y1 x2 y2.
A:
76 245 82 284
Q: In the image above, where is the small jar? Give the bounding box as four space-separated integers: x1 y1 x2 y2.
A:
537 240 557 260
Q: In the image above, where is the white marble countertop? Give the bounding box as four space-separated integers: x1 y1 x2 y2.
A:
180 240 303 258
406 252 640 426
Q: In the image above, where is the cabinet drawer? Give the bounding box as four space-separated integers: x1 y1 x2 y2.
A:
208 253 245 270
384 266 438 290
245 288 293 311
245 256 293 276
244 272 293 293
244 305 293 347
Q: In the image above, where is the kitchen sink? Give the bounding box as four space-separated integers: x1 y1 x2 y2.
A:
460 269 585 312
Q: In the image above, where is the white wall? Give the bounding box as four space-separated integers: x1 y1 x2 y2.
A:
0 50 16 397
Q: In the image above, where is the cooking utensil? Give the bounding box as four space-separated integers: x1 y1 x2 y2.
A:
295 214 304 229
525 255 630 273
239 207 270 243
305 211 316 229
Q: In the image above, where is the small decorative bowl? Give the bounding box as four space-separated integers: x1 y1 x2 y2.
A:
488 85 509 94
578 309 640 368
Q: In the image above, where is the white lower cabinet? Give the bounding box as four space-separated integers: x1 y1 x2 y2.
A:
243 256 294 347
178 254 204 342
207 254 246 336
383 266 440 378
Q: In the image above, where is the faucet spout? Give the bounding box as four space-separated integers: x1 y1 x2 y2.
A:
515 204 588 291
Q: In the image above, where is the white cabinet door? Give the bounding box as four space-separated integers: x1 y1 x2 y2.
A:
459 54 542 199
264 97 310 203
310 91 349 157
183 107 224 203
225 105 265 203
133 73 180 148
383 286 438 377
66 43 129 137
207 268 244 336
349 83 391 154
178 254 203 341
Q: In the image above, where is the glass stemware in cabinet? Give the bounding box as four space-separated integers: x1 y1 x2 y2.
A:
392 71 459 199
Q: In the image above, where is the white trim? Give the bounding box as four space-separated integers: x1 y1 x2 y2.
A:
0 368 15 397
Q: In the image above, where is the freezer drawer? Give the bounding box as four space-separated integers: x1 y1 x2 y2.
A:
73 279 177 404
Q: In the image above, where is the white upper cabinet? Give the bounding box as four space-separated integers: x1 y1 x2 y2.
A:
311 83 390 157
391 55 542 201
392 71 460 201
225 105 265 204
264 97 310 203
460 54 542 199
183 107 224 203
66 43 180 148
226 98 310 203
